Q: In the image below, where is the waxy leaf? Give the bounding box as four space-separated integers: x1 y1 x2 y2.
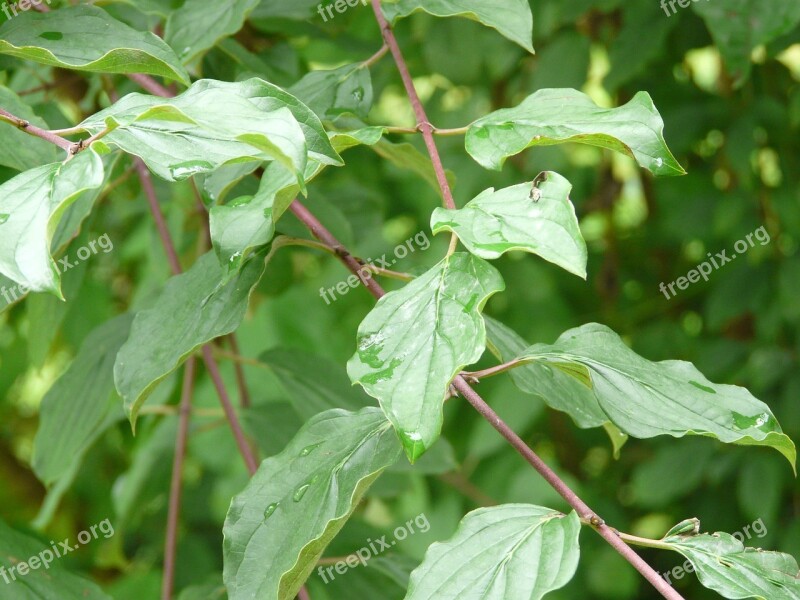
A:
0 5 189 84
348 252 504 462
515 323 796 468
382 0 534 53
431 173 587 278
33 315 132 486
165 0 261 64
78 80 314 183
465 89 685 176
692 1 800 86
114 252 266 425
405 505 580 599
0 149 105 295
0 518 111 599
662 527 800 599
223 408 402 600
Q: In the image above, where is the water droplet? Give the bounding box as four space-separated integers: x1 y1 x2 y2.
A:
655 157 664 168
263 503 279 519
352 87 364 102
39 32 63 41
300 442 323 457
293 484 311 502
229 251 242 263
168 160 214 180
0 214 9 225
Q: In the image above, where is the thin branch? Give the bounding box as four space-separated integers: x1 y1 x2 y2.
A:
128 72 175 98
369 0 456 211
227 334 252 409
0 107 75 152
201 346 259 475
162 357 196 600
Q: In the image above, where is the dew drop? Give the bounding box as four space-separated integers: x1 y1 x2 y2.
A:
300 442 323 457
263 502 279 519
293 484 311 502
0 214 9 225
352 87 364 102
655 157 664 168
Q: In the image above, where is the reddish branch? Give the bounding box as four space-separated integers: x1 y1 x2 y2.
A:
162 357 196 600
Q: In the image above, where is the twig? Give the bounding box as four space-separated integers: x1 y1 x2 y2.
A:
128 73 175 98
0 107 75 152
227 334 251 409
369 0 456 211
162 358 196 600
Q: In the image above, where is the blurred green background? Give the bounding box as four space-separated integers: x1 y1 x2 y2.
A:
1 0 799 598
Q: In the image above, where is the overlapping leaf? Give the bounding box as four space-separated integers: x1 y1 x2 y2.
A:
0 5 189 84
514 323 796 468
382 0 534 53
348 252 504 462
0 149 105 295
223 408 402 600
78 80 320 183
431 173 587 278
114 252 266 425
289 64 374 120
405 505 580 599
465 89 685 175
662 526 800 599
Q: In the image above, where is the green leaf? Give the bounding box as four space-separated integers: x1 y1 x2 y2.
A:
484 316 628 455
223 408 402 600
33 315 132 486
662 527 800 600
289 64 374 120
79 80 315 183
692 1 800 86
259 348 371 419
514 323 796 469
431 173 587 278
165 0 261 64
347 252 504 462
0 86 57 171
382 0 534 53
372 138 456 194
0 5 189 84
0 149 105 295
114 252 266 425
465 89 685 176
405 505 580 599
0 518 112 599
